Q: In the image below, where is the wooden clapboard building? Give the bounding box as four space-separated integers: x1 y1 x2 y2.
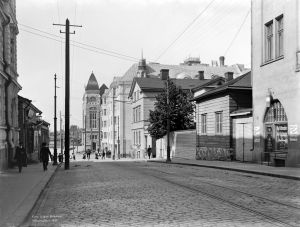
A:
192 71 252 161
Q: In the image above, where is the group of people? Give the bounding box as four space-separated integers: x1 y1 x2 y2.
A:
14 142 52 173
82 149 107 160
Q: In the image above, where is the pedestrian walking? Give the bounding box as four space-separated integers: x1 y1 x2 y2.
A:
14 143 27 173
72 152 76 160
102 149 105 159
86 149 91 160
147 145 152 159
40 142 52 171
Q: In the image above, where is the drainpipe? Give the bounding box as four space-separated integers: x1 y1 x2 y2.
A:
3 14 12 167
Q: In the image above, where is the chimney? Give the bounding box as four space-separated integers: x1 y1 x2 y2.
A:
160 69 169 80
224 72 234 82
219 56 225 66
198 71 204 80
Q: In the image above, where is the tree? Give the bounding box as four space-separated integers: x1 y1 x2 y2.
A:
148 80 195 140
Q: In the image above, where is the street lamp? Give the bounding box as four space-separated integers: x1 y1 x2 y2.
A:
53 74 59 165
113 99 131 158
161 69 171 163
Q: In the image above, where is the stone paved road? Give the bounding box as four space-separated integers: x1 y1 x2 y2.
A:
24 161 300 227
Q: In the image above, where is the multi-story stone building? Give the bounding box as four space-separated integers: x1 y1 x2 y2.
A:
102 56 247 159
82 72 100 152
100 77 132 159
82 72 107 152
0 0 21 170
252 0 300 167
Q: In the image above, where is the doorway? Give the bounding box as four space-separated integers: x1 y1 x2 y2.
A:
264 100 288 165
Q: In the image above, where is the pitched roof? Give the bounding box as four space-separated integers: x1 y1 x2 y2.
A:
129 77 211 98
85 72 99 91
119 62 245 82
99 84 108 96
192 70 251 101
191 77 225 92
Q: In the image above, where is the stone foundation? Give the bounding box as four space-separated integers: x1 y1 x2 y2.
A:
196 147 230 161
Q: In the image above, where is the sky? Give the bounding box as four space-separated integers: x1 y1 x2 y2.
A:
17 0 251 131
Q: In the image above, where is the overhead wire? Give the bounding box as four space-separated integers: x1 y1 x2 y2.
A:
155 0 216 61
172 0 237 57
19 28 137 62
19 23 139 61
224 9 250 56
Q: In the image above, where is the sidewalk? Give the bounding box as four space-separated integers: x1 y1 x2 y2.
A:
148 158 300 181
0 162 59 227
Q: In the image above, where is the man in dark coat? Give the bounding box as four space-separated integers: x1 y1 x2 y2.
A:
40 142 52 171
14 143 27 173
147 145 152 159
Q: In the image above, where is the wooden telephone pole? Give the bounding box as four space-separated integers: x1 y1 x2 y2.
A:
53 19 81 170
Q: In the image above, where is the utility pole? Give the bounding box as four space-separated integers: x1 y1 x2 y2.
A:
118 116 120 159
60 111 63 155
53 19 81 170
112 89 115 160
161 69 171 163
84 114 87 153
53 74 58 165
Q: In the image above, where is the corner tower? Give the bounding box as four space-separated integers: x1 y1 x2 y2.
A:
82 72 100 152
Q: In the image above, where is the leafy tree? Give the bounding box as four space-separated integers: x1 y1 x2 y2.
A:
148 80 195 140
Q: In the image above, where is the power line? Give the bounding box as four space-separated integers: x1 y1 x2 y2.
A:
19 23 139 61
155 0 216 61
224 9 250 56
19 28 137 62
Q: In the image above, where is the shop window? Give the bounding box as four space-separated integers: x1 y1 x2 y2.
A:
264 100 288 152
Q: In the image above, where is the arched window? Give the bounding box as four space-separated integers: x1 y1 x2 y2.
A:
264 100 287 123
89 96 96 103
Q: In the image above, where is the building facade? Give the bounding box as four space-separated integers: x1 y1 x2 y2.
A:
0 0 21 170
82 73 101 152
252 0 300 167
101 56 248 159
100 77 132 158
193 71 252 161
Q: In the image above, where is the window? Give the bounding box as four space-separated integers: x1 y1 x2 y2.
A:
90 111 97 129
133 108 136 122
137 106 141 122
136 91 139 100
276 15 283 57
104 132 107 139
103 109 107 116
103 121 107 127
215 112 223 134
265 21 273 61
201 114 207 134
133 106 141 122
138 131 141 145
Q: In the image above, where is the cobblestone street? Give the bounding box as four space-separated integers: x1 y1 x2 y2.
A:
24 161 300 227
